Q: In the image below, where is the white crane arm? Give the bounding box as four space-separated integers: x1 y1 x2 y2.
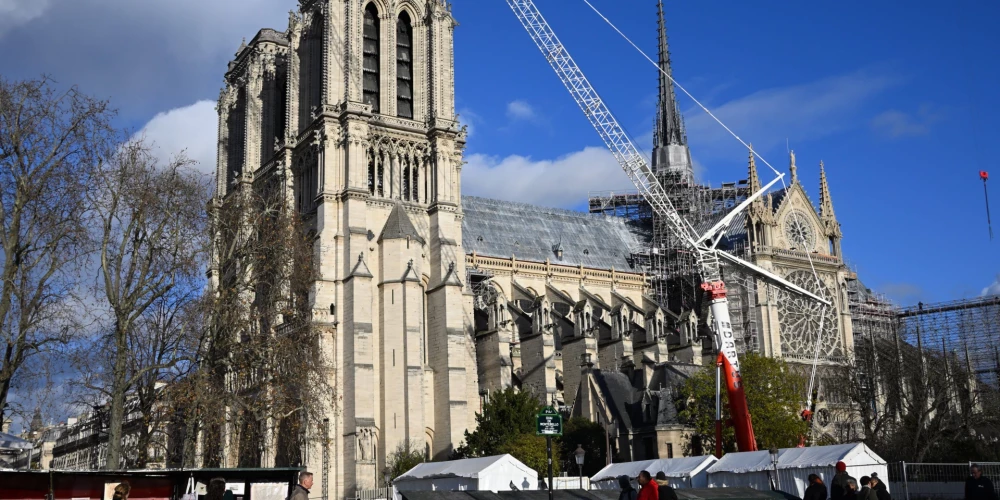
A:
505 0 699 250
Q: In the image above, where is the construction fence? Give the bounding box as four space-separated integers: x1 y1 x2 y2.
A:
885 462 1000 500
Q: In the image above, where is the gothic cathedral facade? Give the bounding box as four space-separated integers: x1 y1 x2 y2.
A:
213 1 475 498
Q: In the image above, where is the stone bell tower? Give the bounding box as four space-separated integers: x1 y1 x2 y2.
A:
215 1 474 498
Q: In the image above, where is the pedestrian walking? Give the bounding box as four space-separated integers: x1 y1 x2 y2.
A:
617 476 638 500
832 461 856 500
845 478 859 500
637 471 659 500
804 474 828 500
858 476 877 500
966 465 998 500
870 474 891 500
290 471 313 500
655 472 679 500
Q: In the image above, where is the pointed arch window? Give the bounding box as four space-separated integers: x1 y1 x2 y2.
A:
396 12 414 119
362 4 380 113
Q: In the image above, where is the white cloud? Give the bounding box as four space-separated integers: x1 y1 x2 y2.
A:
982 274 1000 296
506 100 536 121
462 147 632 209
684 69 899 162
870 105 942 139
0 0 52 37
135 100 218 175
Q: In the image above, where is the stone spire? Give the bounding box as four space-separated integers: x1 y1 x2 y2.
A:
819 161 836 219
747 144 761 194
651 0 693 183
653 0 685 149
789 150 798 185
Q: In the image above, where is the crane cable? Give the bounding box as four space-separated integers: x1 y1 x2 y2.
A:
579 0 833 430
580 0 785 184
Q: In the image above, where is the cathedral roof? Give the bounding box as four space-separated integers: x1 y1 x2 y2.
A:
462 196 646 271
588 368 684 431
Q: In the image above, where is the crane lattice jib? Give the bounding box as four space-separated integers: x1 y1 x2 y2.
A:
506 0 707 270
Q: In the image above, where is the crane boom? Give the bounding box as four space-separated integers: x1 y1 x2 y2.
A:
504 0 760 451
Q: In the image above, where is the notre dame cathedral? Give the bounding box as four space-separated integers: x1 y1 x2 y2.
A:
211 1 858 498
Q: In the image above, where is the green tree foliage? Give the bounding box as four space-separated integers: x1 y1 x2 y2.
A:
453 387 540 457
677 353 808 454
499 433 557 478
559 417 606 476
453 387 558 477
384 440 426 486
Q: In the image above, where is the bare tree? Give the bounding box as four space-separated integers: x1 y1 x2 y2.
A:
0 75 114 425
88 137 209 469
182 172 331 468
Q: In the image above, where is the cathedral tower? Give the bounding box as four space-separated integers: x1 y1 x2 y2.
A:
214 1 473 498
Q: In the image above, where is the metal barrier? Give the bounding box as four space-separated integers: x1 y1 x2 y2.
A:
356 487 393 500
888 462 1000 500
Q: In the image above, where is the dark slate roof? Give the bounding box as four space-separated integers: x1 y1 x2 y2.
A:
462 196 646 270
380 203 426 244
769 187 788 211
590 368 683 431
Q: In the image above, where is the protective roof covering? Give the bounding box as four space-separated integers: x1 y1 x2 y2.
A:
592 455 719 482
706 443 886 474
0 432 33 451
462 197 645 270
395 454 534 482
588 369 680 431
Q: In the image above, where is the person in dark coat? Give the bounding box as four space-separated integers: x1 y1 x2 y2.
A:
966 465 998 500
831 461 856 500
858 476 873 500
845 478 859 500
655 472 679 500
870 474 891 500
618 475 639 500
804 474 828 500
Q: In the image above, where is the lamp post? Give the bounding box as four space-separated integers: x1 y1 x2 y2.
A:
574 444 586 490
769 448 780 492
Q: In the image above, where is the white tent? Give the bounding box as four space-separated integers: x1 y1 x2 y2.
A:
706 443 889 498
393 454 538 500
591 455 719 490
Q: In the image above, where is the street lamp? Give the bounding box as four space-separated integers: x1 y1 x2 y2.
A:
769 448 780 492
574 444 586 490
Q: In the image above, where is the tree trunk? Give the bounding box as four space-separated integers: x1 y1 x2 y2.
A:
105 319 130 470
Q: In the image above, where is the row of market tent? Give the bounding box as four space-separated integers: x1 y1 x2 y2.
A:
393 443 890 500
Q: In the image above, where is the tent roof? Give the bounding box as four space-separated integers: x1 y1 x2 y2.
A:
0 432 33 451
395 455 536 483
707 443 885 474
592 456 718 482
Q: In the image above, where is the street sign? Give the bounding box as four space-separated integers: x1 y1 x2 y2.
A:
536 406 563 436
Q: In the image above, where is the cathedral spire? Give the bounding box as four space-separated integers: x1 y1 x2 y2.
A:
653 0 685 149
747 144 761 195
819 161 836 220
651 0 693 183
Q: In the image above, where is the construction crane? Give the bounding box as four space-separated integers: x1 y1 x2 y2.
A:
504 0 832 452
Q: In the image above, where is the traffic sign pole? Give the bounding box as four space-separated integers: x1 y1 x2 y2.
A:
547 435 554 500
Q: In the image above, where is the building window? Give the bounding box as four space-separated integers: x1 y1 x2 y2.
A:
396 12 413 119
666 443 674 459
368 152 376 195
363 4 380 113
412 162 419 202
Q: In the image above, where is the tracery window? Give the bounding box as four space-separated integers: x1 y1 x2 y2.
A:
367 152 376 195
363 4 380 113
411 162 419 201
396 12 414 119
777 270 841 360
402 163 411 201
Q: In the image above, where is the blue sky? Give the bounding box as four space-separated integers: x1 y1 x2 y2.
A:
1 0 997 307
